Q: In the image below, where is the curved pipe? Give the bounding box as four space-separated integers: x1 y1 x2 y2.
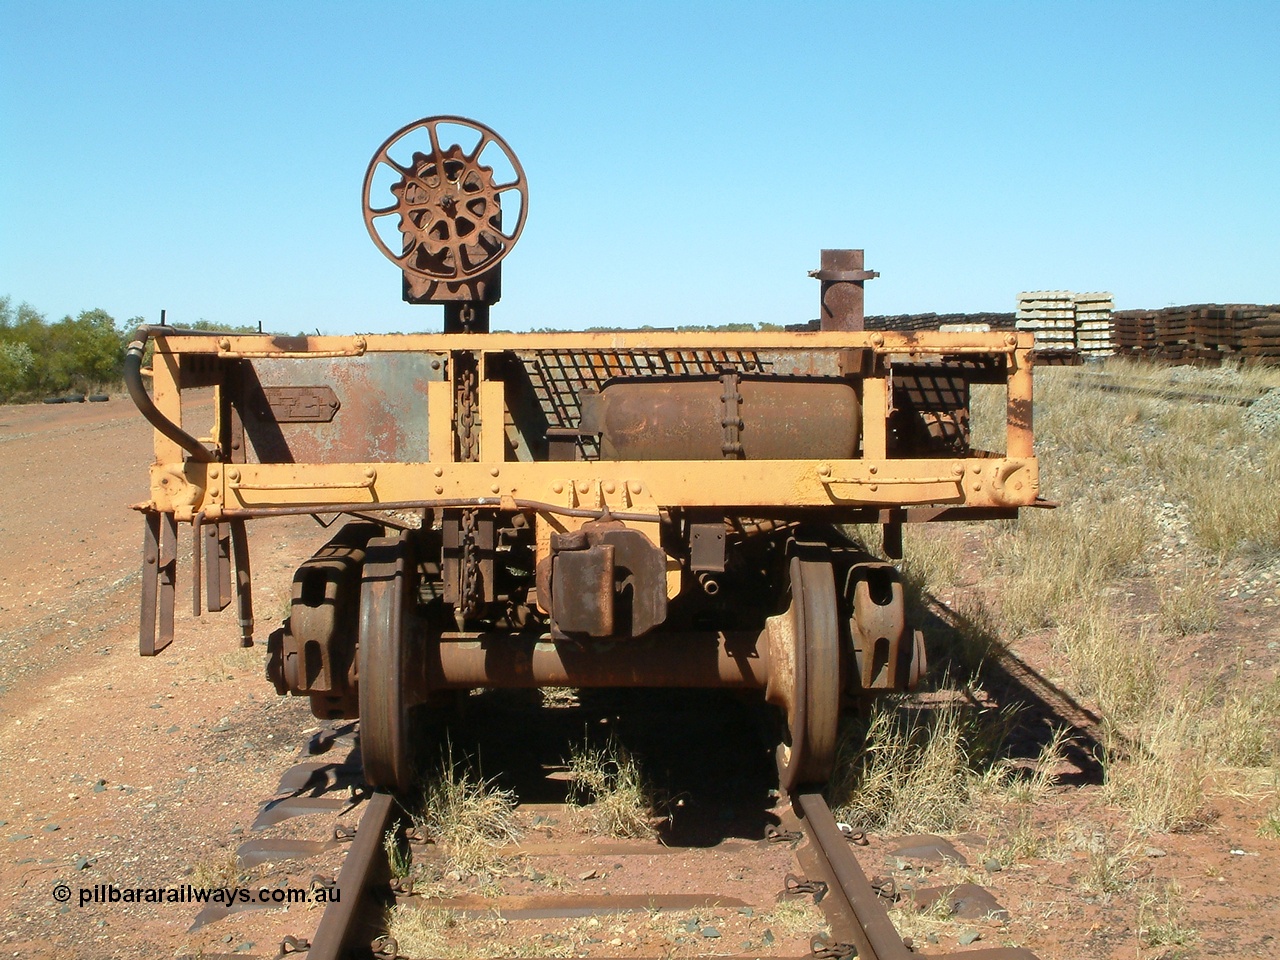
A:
125 324 216 462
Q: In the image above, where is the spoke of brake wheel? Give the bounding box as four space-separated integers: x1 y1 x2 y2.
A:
467 132 491 163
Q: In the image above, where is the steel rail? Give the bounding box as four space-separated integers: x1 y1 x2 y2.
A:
300 788 1040 960
307 790 398 960
792 792 1038 960
1061 370 1267 407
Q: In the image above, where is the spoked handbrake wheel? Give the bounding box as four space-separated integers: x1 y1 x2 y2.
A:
362 115 528 284
358 533 417 792
770 555 842 794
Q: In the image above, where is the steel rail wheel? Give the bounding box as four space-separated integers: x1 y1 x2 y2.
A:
358 533 416 792
775 555 841 793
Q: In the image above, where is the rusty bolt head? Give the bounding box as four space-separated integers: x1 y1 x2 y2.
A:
434 485 443 495
218 337 231 351
870 333 884 347
868 465 878 475
433 467 443 477
869 483 878 492
951 462 964 478
1005 333 1018 346
577 481 590 494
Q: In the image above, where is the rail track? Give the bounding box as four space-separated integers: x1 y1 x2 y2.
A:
194 691 1042 960
1059 368 1271 406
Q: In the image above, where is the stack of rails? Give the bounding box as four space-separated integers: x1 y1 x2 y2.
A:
864 311 1017 332
1073 292 1115 359
1154 307 1194 363
788 312 1018 333
1017 291 1080 364
1112 309 1158 358
1114 304 1280 365
1242 309 1280 362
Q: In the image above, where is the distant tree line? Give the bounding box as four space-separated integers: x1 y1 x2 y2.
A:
0 297 262 403
0 297 134 402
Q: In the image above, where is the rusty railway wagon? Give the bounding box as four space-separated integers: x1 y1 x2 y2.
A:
126 117 1040 794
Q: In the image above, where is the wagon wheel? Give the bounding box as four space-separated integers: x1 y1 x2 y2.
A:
358 533 417 792
775 555 842 793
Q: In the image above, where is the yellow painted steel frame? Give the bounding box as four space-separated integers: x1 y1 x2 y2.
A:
140 329 1038 603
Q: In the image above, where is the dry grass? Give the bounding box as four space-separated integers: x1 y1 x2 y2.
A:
1201 675 1280 768
1172 455 1280 562
567 734 658 839
994 500 1152 636
1053 822 1144 900
1259 805 1280 839
190 849 241 889
1158 565 1221 636
830 696 1033 834
757 898 828 939
415 745 520 875
384 828 412 879
1093 672 1280 833
900 524 962 602
831 700 977 834
941 596 1005 681
1056 607 1162 727
384 910 619 960
1104 697 1209 833
1137 881 1197 951
385 907 456 958
964 361 1280 836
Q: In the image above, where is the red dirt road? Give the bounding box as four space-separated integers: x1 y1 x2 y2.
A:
0 397 337 958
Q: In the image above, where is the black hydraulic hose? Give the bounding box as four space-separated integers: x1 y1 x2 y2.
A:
124 324 216 462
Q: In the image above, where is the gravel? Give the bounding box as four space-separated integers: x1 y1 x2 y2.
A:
1244 388 1280 435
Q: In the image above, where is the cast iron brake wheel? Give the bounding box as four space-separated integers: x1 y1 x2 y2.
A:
776 555 841 793
358 533 416 792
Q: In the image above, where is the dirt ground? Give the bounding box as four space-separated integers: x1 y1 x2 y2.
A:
1 398 1277 959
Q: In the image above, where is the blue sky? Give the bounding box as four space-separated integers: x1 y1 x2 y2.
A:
2 1 1277 334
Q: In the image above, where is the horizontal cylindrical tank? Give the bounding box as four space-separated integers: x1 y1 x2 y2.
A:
581 376 860 460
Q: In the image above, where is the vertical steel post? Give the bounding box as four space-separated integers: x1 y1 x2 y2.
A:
812 249 879 331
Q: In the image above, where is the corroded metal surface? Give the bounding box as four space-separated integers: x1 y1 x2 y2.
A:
241 353 443 464
363 116 527 298
356 534 417 791
582 376 860 461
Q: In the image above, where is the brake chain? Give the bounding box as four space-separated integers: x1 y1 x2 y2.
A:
455 354 482 618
